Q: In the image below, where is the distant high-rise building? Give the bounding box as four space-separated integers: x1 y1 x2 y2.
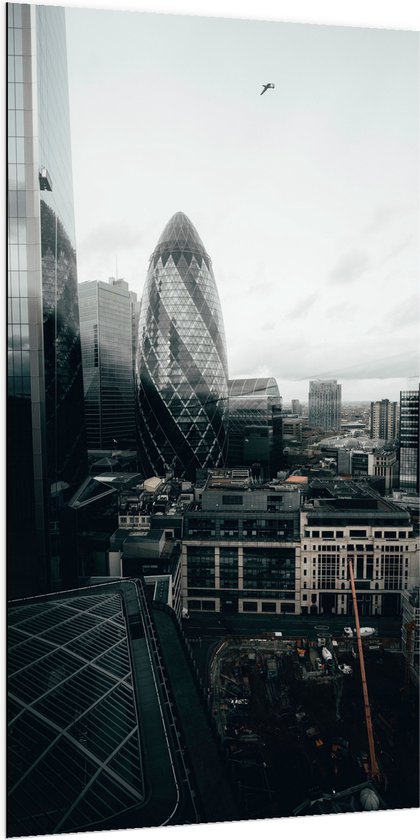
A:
399 386 420 493
7 4 87 597
370 399 398 440
136 212 229 479
227 377 283 478
291 399 301 416
79 279 138 449
308 380 341 431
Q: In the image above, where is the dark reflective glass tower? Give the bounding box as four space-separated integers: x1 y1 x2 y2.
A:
399 386 419 493
136 212 228 479
7 4 87 597
227 377 283 479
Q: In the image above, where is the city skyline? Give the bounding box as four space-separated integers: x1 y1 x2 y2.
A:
64 1 418 403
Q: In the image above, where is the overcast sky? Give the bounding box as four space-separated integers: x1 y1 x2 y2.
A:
65 1 419 403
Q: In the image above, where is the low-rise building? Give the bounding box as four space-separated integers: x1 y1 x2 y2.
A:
300 480 419 617
182 469 301 615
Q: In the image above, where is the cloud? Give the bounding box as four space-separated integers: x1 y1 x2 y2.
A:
383 234 414 264
329 250 371 285
365 204 407 234
261 319 276 331
79 224 142 256
288 292 318 318
385 294 419 330
326 302 358 322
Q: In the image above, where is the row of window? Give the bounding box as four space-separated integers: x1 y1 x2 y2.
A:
187 599 295 613
305 530 408 539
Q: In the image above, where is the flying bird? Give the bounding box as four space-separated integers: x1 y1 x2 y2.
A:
261 83 275 95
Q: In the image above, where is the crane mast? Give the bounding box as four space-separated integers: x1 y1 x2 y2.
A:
348 559 381 781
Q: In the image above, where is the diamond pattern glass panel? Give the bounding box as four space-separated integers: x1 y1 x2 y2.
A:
136 212 229 479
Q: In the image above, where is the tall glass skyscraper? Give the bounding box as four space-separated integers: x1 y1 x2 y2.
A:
308 379 341 431
136 212 228 479
7 4 87 597
399 386 419 493
79 279 138 449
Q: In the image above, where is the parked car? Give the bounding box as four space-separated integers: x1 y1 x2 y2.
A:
343 626 377 638
338 664 353 675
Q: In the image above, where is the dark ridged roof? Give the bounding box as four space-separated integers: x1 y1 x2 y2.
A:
152 212 210 266
228 377 280 398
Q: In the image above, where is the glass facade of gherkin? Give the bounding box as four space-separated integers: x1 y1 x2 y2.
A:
136 212 228 479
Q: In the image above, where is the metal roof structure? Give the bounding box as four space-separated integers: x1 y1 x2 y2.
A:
7 581 188 836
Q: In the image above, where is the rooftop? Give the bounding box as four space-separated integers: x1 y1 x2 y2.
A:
8 581 239 835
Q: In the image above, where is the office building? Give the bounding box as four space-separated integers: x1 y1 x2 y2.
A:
291 399 302 416
7 4 87 597
79 279 138 449
182 469 301 614
227 377 283 478
300 480 419 617
7 580 238 835
308 379 341 431
399 386 419 494
136 212 229 479
370 399 398 440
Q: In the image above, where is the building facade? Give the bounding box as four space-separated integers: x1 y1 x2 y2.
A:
227 377 283 479
181 470 301 614
136 212 229 480
300 481 418 617
291 399 302 416
399 387 419 494
7 4 87 597
370 399 398 441
308 379 341 431
79 279 138 449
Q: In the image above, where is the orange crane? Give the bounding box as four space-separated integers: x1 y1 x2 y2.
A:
348 559 381 782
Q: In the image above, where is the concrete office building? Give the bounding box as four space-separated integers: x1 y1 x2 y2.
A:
370 399 398 441
399 386 420 494
79 279 138 449
308 379 341 431
136 212 229 480
227 377 283 479
7 4 87 597
181 469 301 615
300 480 419 617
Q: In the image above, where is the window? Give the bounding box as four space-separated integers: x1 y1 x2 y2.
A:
220 548 238 588
187 546 215 588
384 531 396 539
336 531 344 538
243 601 258 612
261 602 276 613
322 531 334 539
350 530 366 538
312 531 319 537
188 600 201 610
201 600 215 611
222 495 243 506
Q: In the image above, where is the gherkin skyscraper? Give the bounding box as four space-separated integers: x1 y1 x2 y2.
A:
136 212 229 479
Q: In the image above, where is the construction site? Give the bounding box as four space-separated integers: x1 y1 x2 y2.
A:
208 628 419 819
